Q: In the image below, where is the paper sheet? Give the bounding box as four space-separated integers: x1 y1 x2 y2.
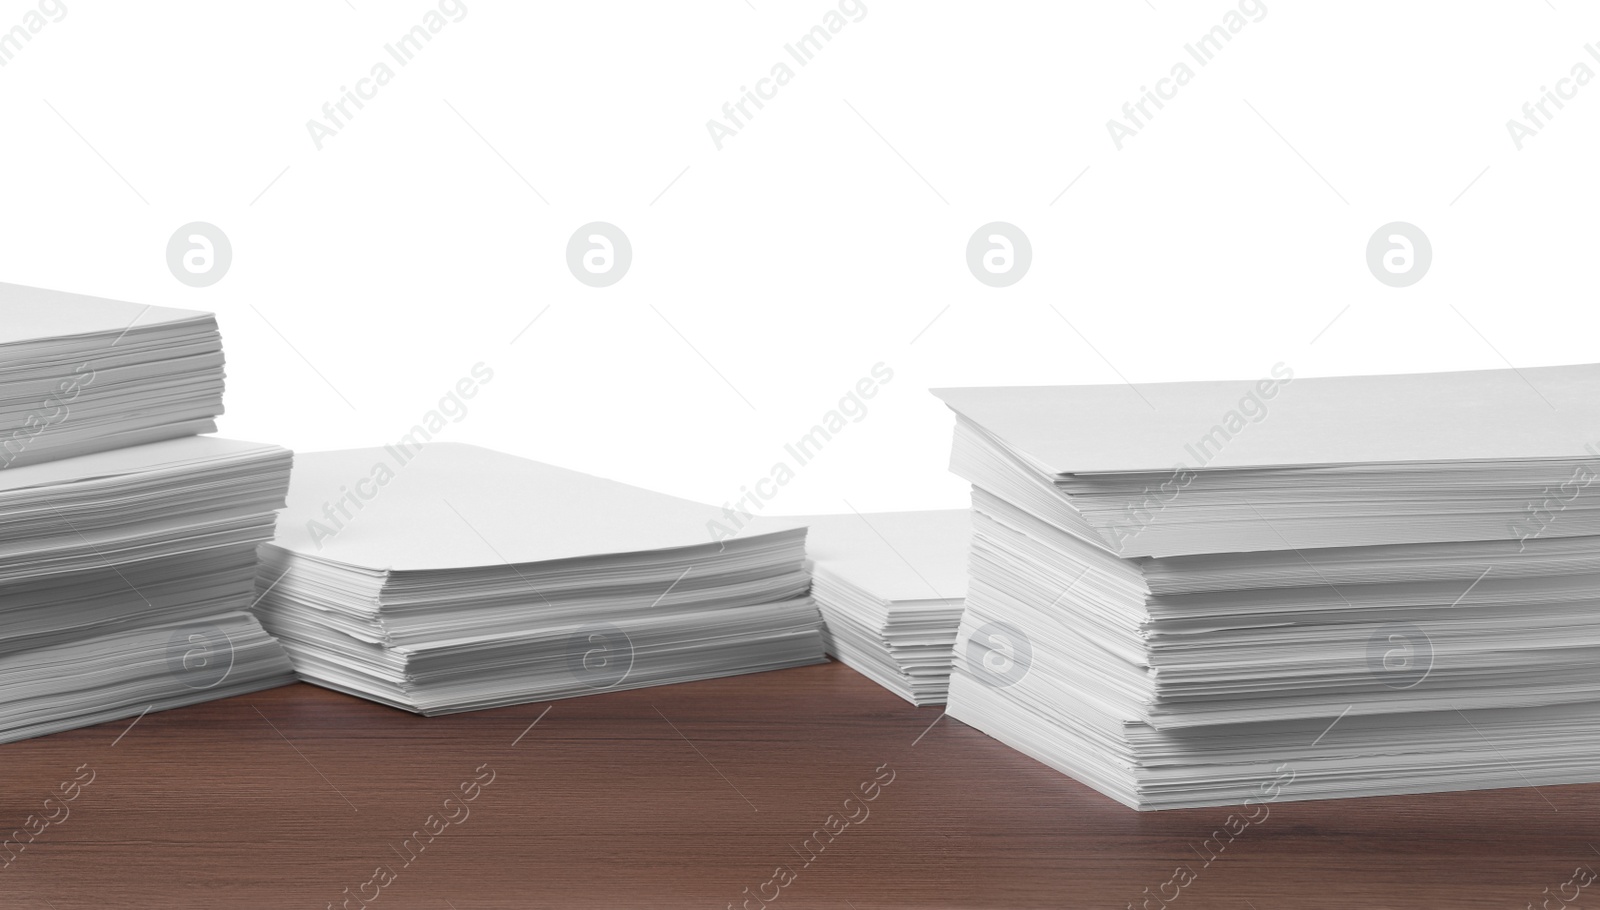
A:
791 510 971 602
0 282 211 346
273 444 806 571
934 363 1600 474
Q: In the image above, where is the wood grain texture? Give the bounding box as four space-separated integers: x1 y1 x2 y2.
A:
0 662 1592 909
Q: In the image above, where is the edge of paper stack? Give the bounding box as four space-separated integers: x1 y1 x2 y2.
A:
794 510 970 706
0 283 293 744
252 443 828 714
934 363 1600 810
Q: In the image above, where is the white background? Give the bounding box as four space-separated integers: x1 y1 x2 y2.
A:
3 0 1597 515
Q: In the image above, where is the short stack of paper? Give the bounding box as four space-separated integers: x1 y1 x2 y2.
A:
253 443 827 714
798 510 970 706
934 363 1600 810
0 436 297 744
1 282 225 470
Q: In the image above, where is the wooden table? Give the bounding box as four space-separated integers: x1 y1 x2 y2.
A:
1 662 1592 909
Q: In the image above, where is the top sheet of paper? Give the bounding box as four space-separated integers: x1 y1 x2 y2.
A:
0 435 282 494
0 283 212 347
933 364 1600 474
794 510 970 602
272 443 806 571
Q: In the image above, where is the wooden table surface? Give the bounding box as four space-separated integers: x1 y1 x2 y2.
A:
1 661 1593 909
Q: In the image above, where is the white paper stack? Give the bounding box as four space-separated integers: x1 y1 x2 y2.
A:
935 363 1600 810
1 283 225 470
0 437 297 744
797 510 970 706
253 443 827 714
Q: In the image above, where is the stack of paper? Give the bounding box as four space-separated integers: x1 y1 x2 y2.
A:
0 437 297 744
1 282 225 470
253 443 827 714
935 363 1600 810
797 510 970 706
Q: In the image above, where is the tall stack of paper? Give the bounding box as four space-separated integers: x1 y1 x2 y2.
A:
1 282 225 470
0 437 297 744
253 443 827 714
798 510 970 706
935 363 1600 810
